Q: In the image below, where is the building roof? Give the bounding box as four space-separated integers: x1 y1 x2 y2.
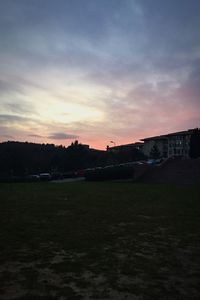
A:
141 129 195 141
108 142 144 150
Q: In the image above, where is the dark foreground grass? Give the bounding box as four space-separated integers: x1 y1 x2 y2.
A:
0 181 200 300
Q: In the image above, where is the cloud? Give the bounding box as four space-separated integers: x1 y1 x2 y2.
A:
1 101 35 115
28 134 44 138
0 114 29 123
1 134 13 138
175 60 200 106
48 133 78 140
0 79 23 94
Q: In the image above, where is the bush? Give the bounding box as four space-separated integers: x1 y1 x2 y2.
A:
85 165 134 181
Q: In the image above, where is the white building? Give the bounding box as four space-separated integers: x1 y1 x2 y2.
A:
141 129 194 158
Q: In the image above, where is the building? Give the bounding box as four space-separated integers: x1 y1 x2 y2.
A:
141 129 195 158
107 142 144 153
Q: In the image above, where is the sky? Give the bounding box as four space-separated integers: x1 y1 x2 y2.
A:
0 0 200 149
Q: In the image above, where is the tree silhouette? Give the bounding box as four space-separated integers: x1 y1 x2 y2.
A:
150 144 161 159
190 128 200 158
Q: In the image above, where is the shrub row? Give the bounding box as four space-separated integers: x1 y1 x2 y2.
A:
85 165 134 181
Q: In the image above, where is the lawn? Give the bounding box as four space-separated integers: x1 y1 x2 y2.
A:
0 181 200 299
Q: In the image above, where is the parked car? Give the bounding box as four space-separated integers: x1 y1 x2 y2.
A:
147 159 157 165
146 158 164 165
75 169 86 177
51 172 63 180
27 174 40 182
62 171 77 178
39 173 51 181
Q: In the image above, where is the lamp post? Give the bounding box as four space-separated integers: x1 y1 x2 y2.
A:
110 141 116 147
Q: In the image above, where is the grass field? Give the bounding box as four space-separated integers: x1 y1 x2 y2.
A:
0 181 200 299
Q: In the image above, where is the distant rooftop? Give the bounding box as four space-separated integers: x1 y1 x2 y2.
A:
141 129 195 141
108 142 143 150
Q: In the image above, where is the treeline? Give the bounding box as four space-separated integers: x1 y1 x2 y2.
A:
0 140 145 177
190 128 200 158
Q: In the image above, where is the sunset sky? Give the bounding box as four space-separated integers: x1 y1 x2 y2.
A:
0 0 200 149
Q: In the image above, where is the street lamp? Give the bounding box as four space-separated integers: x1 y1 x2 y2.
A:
110 141 116 147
